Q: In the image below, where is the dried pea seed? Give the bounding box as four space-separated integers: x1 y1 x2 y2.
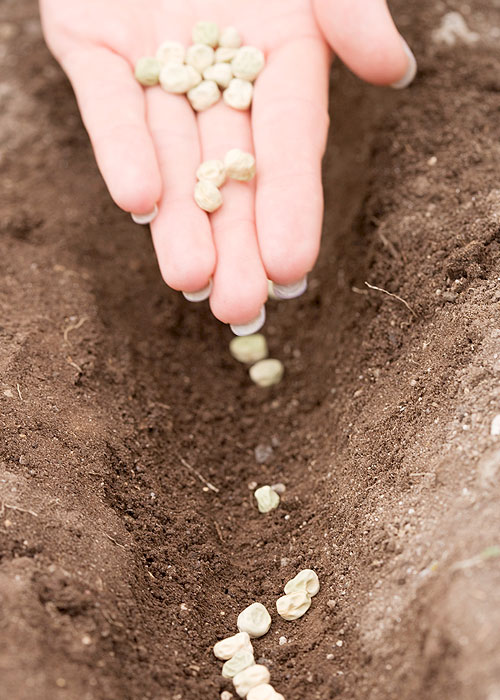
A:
187 79 221 111
192 21 220 47
214 631 252 660
134 57 161 86
276 591 311 621
215 47 239 63
233 665 271 698
219 26 242 49
186 43 215 73
160 64 201 94
222 649 255 678
247 684 285 700
284 569 320 597
254 485 280 514
223 78 253 111
224 149 256 182
194 180 223 212
229 334 268 364
232 46 265 82
196 160 226 187
237 602 271 638
249 359 284 387
156 40 185 65
203 62 233 89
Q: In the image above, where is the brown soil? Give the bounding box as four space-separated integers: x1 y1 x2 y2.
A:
2 1 500 699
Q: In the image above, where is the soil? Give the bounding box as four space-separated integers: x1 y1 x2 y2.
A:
1 0 500 699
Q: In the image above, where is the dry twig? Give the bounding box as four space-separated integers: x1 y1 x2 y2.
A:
180 457 219 493
63 316 88 345
364 281 417 318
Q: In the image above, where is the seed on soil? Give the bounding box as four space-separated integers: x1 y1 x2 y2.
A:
216 47 239 63
194 180 223 212
229 334 268 364
223 78 254 111
186 43 215 73
192 21 220 47
247 684 285 700
276 591 312 621
221 692 234 700
284 569 320 597
214 631 252 660
196 160 227 187
203 62 234 89
222 648 255 678
219 26 242 49
237 602 272 638
187 79 221 111
233 665 271 698
160 64 201 93
134 57 161 86
254 485 280 514
224 149 256 182
231 46 265 82
249 359 284 388
156 40 185 64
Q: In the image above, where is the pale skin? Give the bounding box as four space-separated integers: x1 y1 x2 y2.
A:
40 0 413 326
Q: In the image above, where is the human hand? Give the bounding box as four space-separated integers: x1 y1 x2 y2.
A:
40 0 415 331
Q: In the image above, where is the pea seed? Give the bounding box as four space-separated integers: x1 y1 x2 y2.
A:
284 569 320 597
192 21 220 48
134 56 161 86
186 43 215 73
196 160 226 187
232 46 265 82
249 359 284 388
160 64 201 94
194 180 223 212
276 591 311 621
254 485 280 514
156 40 185 65
203 62 233 89
223 78 253 111
247 685 285 700
233 665 271 698
215 47 239 63
224 149 256 182
219 26 242 49
229 334 268 364
237 602 271 638
213 631 252 660
187 79 221 111
222 649 255 678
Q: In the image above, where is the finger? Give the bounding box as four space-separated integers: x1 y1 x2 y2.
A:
147 88 216 293
61 47 162 213
252 38 330 289
197 102 267 326
313 0 417 87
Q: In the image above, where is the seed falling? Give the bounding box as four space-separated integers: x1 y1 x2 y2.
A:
249 359 284 388
229 334 268 364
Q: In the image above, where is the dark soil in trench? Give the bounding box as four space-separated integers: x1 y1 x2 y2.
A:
1 1 500 699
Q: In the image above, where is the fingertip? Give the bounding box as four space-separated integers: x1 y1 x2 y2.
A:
209 274 268 325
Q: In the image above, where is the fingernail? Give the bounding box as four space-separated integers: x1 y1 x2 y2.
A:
230 306 266 336
391 38 417 89
131 204 158 225
182 279 213 302
272 276 308 300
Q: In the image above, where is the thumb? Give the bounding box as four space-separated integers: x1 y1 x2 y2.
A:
313 0 417 88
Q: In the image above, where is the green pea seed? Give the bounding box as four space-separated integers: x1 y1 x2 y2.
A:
135 56 161 86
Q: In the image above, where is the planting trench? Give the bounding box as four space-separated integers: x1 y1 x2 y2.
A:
1 0 500 698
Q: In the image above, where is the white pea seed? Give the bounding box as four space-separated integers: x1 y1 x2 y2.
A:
254 485 280 514
196 160 226 187
276 591 311 621
156 40 185 65
186 43 215 73
223 78 253 111
134 56 161 86
187 79 221 111
247 684 285 700
224 149 256 182
229 334 268 364
249 359 284 388
222 649 255 678
233 665 271 698
192 21 220 47
194 180 223 213
214 631 252 660
203 62 233 89
232 46 265 82
219 26 242 49
215 47 239 63
221 693 234 700
160 64 201 94
237 602 272 638
284 569 320 597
